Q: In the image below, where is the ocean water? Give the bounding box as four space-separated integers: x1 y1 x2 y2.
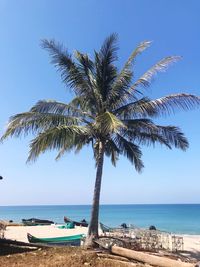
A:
0 204 200 234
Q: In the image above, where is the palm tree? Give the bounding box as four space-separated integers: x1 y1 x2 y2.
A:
1 34 200 246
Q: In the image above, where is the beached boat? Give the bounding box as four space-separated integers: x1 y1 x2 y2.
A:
27 233 85 246
22 218 54 226
64 216 88 227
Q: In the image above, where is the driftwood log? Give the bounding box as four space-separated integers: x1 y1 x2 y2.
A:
112 246 196 267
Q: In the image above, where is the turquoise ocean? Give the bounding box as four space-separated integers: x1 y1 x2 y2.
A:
1 204 200 234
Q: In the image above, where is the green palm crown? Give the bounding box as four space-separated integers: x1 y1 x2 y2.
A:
2 34 200 172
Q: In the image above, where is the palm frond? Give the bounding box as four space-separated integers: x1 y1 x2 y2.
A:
121 119 188 150
122 118 156 132
115 134 144 172
41 39 92 96
104 139 120 166
131 131 172 148
107 56 180 110
30 100 94 121
1 112 83 140
74 51 94 73
156 125 188 150
106 41 151 109
95 112 126 135
68 96 82 108
106 69 133 110
94 34 118 102
124 40 152 67
56 132 92 160
30 100 70 114
74 51 103 113
129 56 181 92
114 97 157 118
139 94 200 116
99 33 118 64
120 119 171 148
114 94 200 119
74 51 95 95
115 40 152 87
27 125 89 162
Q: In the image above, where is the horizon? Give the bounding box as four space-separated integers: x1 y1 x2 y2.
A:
1 203 200 207
0 0 200 205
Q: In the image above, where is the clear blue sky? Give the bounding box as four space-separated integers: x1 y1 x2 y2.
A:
0 0 199 205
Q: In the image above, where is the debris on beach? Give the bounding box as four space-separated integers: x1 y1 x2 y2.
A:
0 243 199 267
1 223 200 266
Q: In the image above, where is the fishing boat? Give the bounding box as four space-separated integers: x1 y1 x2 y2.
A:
27 233 85 246
64 216 88 227
22 218 54 226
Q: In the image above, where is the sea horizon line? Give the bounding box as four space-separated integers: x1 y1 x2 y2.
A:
1 203 200 207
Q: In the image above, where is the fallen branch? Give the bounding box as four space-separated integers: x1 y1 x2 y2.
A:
111 246 196 267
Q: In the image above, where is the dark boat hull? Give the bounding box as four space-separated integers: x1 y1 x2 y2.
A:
64 216 88 227
22 218 54 226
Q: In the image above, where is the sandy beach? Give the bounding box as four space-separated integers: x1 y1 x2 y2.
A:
181 235 200 253
4 225 88 243
1 225 200 267
3 225 200 254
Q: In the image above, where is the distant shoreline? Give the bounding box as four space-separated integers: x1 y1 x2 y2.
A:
1 204 200 235
1 203 200 207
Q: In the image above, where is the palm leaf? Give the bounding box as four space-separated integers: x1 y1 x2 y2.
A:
120 119 170 147
114 94 200 119
94 34 118 103
56 131 92 160
125 40 152 66
1 112 83 140
104 139 120 166
27 125 89 162
42 39 92 97
139 94 200 116
74 51 101 109
156 125 188 150
129 56 181 93
106 41 151 109
98 33 119 64
95 112 126 134
114 97 157 118
30 100 94 121
121 119 188 150
111 41 151 91
115 134 144 172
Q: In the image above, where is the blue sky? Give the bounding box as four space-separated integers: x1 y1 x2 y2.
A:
0 0 199 205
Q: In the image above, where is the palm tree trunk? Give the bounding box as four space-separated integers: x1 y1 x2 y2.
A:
84 141 105 247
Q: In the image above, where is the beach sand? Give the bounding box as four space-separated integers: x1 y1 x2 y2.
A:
182 235 200 255
4 224 88 243
2 226 200 266
4 225 200 253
